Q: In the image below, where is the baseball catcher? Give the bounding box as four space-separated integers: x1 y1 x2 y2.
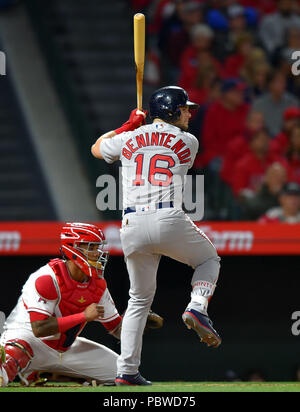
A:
0 222 163 387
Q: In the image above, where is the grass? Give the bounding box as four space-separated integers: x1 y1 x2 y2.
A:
1 381 300 392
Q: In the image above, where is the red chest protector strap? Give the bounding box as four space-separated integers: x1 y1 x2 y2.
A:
49 258 76 292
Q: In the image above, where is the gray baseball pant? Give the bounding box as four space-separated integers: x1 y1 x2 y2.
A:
117 207 220 375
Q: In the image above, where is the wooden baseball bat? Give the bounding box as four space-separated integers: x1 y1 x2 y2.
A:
134 13 145 111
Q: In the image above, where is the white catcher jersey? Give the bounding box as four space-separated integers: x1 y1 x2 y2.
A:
3 263 119 334
100 121 199 208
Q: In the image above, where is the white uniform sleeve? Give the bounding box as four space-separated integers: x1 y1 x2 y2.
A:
96 288 120 325
100 134 125 164
22 274 57 317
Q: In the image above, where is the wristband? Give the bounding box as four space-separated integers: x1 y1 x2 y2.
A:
57 312 87 333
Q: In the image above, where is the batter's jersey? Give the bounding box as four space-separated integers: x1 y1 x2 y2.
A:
3 262 120 350
100 121 199 208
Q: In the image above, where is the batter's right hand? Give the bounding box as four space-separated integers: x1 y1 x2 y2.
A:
114 109 147 134
84 303 104 322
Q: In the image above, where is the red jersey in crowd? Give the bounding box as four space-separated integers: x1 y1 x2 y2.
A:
287 156 300 184
199 99 250 167
231 151 287 196
178 46 224 91
269 131 289 156
220 135 251 185
259 209 300 223
223 53 246 79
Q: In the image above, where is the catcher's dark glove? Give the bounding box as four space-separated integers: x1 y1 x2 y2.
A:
144 310 164 331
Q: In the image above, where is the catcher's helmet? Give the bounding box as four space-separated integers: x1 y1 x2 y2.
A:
60 222 109 279
149 86 199 122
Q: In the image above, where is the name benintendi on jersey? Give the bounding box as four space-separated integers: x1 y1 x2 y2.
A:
100 122 199 207
121 124 194 165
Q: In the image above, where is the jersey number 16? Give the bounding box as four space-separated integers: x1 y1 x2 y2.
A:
132 154 175 187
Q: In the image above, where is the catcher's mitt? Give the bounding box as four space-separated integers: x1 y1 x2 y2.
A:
144 310 164 331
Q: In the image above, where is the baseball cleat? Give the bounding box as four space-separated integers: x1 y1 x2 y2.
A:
115 372 152 386
182 309 221 348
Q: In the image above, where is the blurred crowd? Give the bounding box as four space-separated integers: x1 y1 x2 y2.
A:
129 0 300 222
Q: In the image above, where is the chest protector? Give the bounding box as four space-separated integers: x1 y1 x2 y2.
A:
49 258 107 316
47 259 107 350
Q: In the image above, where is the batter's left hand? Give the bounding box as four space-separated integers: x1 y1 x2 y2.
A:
129 108 147 127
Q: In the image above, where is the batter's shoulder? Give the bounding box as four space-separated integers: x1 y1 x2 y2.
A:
178 129 196 140
182 131 199 150
186 131 198 141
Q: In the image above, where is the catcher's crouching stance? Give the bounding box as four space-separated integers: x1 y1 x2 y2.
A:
0 222 163 387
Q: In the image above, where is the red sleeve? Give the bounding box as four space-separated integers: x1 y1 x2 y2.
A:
57 312 87 333
101 315 122 332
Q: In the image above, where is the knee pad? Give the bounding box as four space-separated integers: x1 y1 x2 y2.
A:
3 339 33 382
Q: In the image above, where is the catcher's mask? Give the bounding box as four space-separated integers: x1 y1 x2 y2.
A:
60 222 109 278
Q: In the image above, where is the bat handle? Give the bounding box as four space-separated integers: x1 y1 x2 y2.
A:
136 68 144 111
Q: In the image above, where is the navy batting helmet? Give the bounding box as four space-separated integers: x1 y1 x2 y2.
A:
149 86 199 122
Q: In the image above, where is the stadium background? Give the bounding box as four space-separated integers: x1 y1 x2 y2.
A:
0 0 300 382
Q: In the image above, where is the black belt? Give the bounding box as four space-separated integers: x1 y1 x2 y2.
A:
124 201 174 215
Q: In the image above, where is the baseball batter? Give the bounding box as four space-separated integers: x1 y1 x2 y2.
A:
0 222 162 387
92 86 222 386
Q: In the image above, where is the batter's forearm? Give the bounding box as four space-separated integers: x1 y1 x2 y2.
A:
91 109 146 159
91 131 117 159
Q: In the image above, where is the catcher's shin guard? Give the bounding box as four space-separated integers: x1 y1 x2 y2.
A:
1 339 33 385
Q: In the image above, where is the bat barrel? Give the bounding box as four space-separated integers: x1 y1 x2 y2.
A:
134 13 145 64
